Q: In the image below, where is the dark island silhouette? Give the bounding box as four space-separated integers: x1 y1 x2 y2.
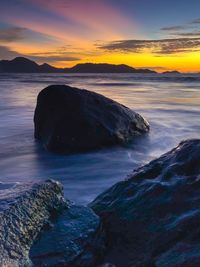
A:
162 70 181 74
0 57 157 73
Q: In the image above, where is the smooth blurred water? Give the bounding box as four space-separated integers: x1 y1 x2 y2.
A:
0 73 199 204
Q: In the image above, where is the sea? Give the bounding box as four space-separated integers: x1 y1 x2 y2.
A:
0 73 199 204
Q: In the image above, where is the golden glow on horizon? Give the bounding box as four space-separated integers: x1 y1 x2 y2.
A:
47 51 200 73
9 40 200 72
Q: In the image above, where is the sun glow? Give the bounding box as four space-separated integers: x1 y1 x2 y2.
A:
51 51 200 73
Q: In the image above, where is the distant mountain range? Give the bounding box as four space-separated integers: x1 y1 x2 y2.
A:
0 57 157 74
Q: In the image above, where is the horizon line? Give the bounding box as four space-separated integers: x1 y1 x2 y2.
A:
1 56 200 74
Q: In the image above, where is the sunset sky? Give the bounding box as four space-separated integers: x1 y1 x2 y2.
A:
0 0 200 72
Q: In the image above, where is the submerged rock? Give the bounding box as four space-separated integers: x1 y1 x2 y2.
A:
34 85 149 153
0 180 105 267
0 180 65 267
90 139 200 267
30 205 105 267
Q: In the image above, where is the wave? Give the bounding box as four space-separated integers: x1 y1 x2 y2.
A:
91 82 140 86
1 73 200 84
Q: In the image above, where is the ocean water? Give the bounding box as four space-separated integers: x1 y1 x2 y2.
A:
0 73 199 204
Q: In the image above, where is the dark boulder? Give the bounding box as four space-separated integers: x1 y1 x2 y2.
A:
0 180 105 267
90 139 200 267
34 85 149 153
0 180 66 267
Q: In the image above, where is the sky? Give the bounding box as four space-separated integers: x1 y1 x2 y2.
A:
0 0 200 72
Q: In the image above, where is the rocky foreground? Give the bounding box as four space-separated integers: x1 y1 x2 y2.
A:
91 139 200 267
0 181 105 267
34 85 149 153
0 139 200 267
0 180 66 267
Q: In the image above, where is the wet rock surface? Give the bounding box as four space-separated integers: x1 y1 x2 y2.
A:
30 205 105 267
1 139 199 267
34 85 149 153
0 180 65 267
90 139 200 267
0 180 105 267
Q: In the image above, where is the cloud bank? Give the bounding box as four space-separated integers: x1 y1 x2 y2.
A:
98 37 200 55
0 27 26 42
0 45 80 63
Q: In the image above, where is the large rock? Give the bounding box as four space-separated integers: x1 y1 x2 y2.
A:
34 85 149 153
0 180 66 267
30 205 105 267
0 180 105 267
90 139 200 267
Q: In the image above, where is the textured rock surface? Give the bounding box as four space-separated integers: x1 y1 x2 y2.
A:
30 205 105 267
34 85 149 153
90 139 200 267
0 180 105 267
0 180 66 267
